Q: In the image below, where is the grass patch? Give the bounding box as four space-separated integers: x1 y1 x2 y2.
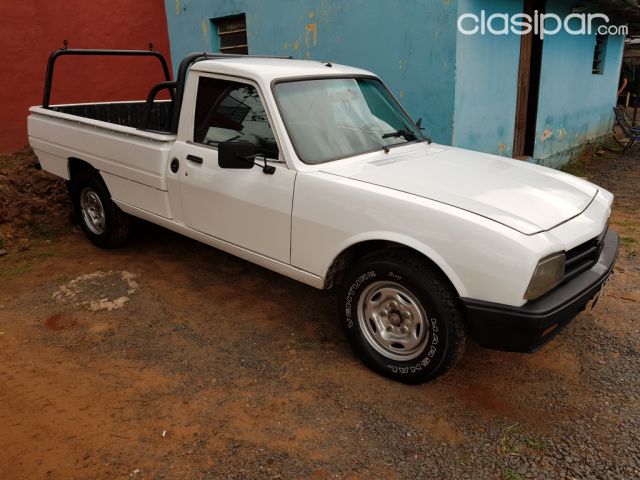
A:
621 236 638 246
0 241 62 279
498 423 547 456
611 218 640 228
29 222 57 240
560 161 589 177
0 258 33 279
55 274 71 283
293 338 314 351
560 140 620 177
504 469 526 480
32 250 57 260
525 438 547 451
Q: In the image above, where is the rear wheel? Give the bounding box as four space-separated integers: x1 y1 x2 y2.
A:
338 251 467 384
71 169 130 248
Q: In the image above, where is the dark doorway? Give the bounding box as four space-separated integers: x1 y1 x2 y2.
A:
513 0 546 159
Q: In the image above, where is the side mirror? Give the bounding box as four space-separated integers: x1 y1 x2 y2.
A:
217 141 276 175
218 141 255 169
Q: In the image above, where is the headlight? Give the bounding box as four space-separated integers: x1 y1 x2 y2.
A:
524 252 566 301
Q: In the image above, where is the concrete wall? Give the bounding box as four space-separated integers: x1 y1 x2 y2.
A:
0 0 172 154
533 0 625 166
164 0 625 165
164 0 459 144
453 0 523 157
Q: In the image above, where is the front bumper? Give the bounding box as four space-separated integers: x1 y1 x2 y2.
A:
461 229 620 353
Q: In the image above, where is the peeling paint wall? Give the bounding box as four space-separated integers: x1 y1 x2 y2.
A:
163 0 624 165
452 0 522 158
533 0 624 167
163 0 459 144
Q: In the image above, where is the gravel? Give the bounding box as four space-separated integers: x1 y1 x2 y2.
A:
2 144 639 479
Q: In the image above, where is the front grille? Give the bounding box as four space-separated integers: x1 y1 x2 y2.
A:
563 227 607 284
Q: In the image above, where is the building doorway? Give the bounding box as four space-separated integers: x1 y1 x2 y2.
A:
513 0 546 159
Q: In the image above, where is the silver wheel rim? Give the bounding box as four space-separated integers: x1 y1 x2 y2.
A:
357 281 430 361
80 187 106 235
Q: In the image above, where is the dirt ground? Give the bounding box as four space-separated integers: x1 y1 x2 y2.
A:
0 144 638 480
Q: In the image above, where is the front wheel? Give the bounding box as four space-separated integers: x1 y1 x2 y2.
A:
338 251 467 384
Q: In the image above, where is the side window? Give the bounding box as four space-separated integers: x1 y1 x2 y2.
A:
193 77 279 159
212 14 248 55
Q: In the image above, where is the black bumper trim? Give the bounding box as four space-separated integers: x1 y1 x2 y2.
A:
461 229 620 353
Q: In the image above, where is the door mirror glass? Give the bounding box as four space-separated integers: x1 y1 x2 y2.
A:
218 141 255 169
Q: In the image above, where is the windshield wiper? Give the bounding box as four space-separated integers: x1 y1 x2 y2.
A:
382 129 417 141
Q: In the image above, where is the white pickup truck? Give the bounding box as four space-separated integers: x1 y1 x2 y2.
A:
29 49 619 384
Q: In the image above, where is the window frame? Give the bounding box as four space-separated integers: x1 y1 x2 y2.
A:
212 14 248 55
188 73 285 163
592 33 608 75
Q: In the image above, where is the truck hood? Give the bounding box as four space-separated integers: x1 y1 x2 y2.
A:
319 143 598 235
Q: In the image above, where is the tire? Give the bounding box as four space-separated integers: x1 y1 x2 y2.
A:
71 169 131 248
338 251 467 384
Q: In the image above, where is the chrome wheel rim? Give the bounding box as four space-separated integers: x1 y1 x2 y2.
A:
80 187 106 235
357 281 430 361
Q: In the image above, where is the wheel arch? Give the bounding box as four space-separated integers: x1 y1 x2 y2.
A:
67 158 112 198
68 157 96 179
67 157 131 248
322 233 468 298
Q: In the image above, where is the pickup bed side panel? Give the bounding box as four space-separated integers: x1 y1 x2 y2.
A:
28 110 175 219
100 172 174 219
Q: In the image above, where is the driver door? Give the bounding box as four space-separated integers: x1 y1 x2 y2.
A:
177 75 295 264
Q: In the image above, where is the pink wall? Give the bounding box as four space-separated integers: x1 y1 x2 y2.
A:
0 0 172 153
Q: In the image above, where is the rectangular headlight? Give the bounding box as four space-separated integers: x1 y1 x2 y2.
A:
524 252 566 301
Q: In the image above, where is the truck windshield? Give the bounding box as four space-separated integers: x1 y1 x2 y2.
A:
274 77 426 164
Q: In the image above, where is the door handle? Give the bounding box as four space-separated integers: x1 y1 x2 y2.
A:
186 154 203 164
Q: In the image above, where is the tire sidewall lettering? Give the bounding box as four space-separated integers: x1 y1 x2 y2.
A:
344 270 377 328
344 265 445 377
386 271 402 281
388 316 440 375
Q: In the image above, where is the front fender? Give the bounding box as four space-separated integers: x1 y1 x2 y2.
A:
291 171 542 306
326 231 469 297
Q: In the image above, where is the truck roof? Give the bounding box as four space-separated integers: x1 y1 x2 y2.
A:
190 57 374 83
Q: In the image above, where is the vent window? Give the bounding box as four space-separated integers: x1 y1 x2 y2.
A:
213 14 248 55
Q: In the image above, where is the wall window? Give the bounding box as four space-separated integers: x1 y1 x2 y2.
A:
592 33 608 75
212 14 248 55
193 77 278 159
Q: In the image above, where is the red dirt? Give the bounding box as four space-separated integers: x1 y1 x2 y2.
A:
0 148 71 253
0 147 638 479
44 313 77 331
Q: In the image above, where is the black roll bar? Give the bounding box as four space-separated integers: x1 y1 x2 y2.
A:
141 80 177 131
42 48 172 108
42 48 291 133
169 51 291 133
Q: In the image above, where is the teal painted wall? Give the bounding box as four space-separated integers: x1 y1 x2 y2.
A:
453 0 523 157
164 0 625 165
533 0 625 166
163 0 459 144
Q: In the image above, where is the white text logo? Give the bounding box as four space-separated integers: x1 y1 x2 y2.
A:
457 11 628 38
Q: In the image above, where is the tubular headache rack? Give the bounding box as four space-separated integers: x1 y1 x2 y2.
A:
42 45 292 133
169 51 291 132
